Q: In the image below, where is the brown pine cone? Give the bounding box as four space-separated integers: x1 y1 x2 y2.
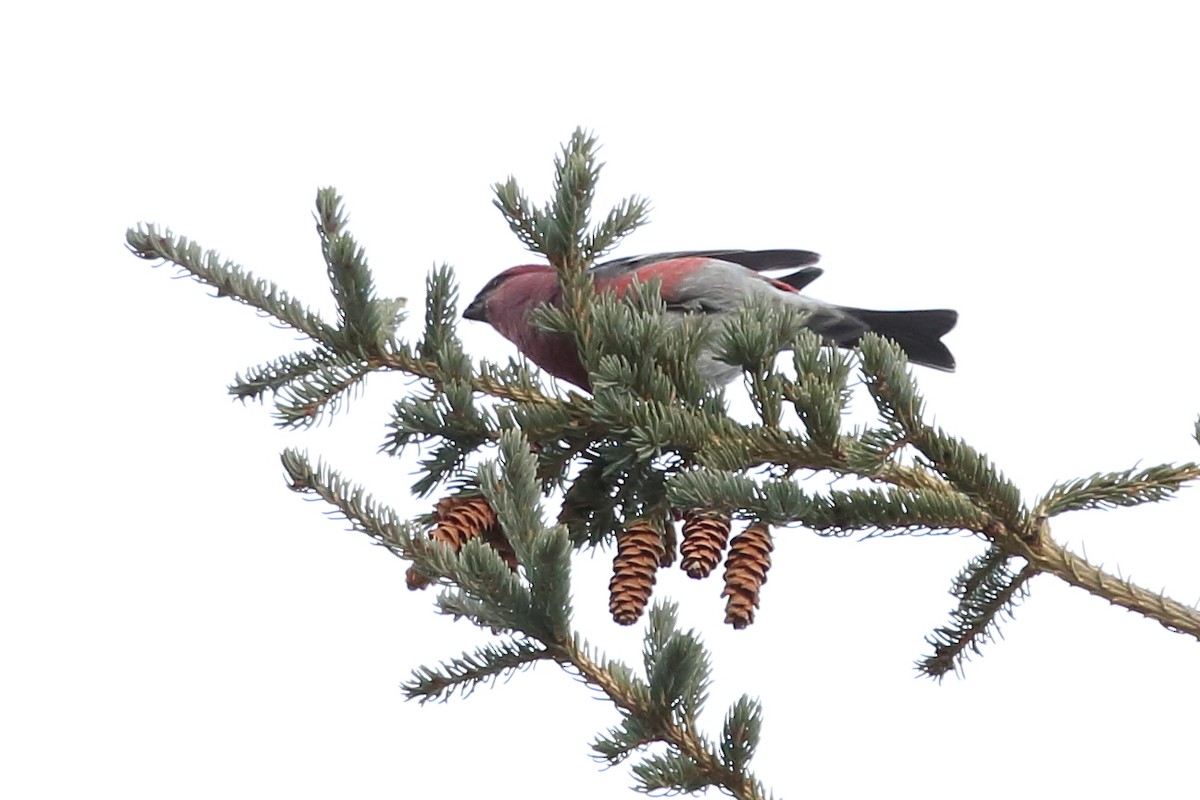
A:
679 510 731 579
407 495 517 591
722 523 774 629
609 520 665 625
430 495 497 551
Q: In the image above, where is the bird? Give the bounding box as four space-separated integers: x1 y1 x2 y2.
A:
462 249 957 390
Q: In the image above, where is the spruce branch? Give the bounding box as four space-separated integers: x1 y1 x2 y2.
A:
788 329 854 451
126 224 340 343
668 469 990 535
316 188 381 345
386 381 495 496
557 616 769 800
919 551 1035 679
851 333 1200 654
492 177 551 254
717 303 813 429
546 128 601 267
280 448 414 558
1036 463 1200 517
807 486 992 537
492 128 650 396
128 191 405 429
402 638 550 703
592 716 658 765
859 334 1027 534
1022 538 1200 640
440 536 540 631
720 696 764 777
229 347 345 403
631 753 713 794
643 602 711 721
271 357 372 428
281 440 768 794
952 544 1012 604
478 430 573 641
416 263 469 376
585 194 652 260
131 131 1200 798
136 177 1200 664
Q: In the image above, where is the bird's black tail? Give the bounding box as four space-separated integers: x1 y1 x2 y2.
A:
837 307 958 371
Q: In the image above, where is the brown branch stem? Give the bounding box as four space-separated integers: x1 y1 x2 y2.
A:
1022 537 1200 640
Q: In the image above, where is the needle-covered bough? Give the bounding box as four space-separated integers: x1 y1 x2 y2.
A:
127 129 1200 800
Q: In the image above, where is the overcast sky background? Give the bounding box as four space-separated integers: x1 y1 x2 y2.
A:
4 3 1200 798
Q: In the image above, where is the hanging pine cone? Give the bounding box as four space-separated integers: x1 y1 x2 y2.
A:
431 495 497 551
679 510 731 579
722 522 774 629
407 494 517 590
609 520 665 625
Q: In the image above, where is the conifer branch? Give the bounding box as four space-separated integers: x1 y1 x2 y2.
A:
284 435 769 794
478 430 573 641
668 469 991 535
585 194 652 259
229 347 345 403
416 264 468 373
137 188 1200 661
127 224 341 343
1023 538 1200 640
492 177 548 254
279 448 414 557
402 639 550 703
131 131 1200 797
859 334 1028 533
491 129 652 397
546 129 600 268
855 333 1200 650
720 696 764 776
919 550 1035 678
556 618 769 800
1036 463 1200 517
787 332 854 451
316 188 381 344
271 358 372 428
952 544 1012 603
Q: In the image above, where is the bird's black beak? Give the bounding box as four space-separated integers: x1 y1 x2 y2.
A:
462 295 487 322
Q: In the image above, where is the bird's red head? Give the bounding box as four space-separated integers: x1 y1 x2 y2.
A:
462 264 555 324
461 263 591 387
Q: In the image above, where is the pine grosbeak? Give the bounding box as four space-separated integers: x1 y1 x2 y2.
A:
463 249 956 390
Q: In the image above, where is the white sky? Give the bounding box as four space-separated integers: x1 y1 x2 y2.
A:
4 3 1200 798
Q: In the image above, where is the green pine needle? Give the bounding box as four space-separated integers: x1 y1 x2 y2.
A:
131 131 1200 800
720 696 764 774
918 553 1035 680
402 639 549 703
1037 463 1200 516
126 224 338 342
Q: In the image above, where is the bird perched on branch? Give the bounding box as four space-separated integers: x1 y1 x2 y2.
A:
462 249 956 390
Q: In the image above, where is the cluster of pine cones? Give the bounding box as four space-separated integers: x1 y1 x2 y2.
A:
407 495 773 629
